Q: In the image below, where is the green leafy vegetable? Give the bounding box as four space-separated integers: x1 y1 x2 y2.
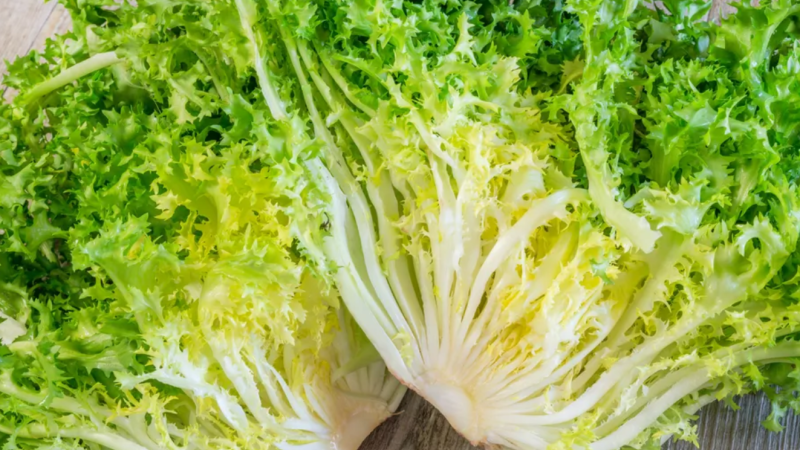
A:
223 0 800 448
4 0 800 449
0 1 404 449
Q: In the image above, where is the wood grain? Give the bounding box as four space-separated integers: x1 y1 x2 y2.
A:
28 2 72 54
0 0 61 74
2 2 799 449
1 0 72 100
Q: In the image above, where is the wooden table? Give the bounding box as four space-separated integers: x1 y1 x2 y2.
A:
2 1 799 449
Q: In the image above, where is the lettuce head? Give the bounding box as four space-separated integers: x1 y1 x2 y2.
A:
0 1 404 449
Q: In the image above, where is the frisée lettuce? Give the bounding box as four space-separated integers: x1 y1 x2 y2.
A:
246 0 800 448
3 0 800 449
0 1 404 449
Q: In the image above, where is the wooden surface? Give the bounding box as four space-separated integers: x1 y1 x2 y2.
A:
0 0 71 100
2 1 799 449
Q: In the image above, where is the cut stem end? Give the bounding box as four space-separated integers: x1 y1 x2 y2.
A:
418 381 486 445
331 407 391 450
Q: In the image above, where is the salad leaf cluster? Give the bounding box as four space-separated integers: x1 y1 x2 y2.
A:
2 0 800 449
0 1 404 449
257 0 800 448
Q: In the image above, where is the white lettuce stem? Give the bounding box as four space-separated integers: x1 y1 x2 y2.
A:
604 231 685 345
296 42 425 343
571 84 661 253
511 252 771 424
514 325 702 424
0 372 94 416
593 368 709 450
447 187 482 369
361 156 426 345
593 362 721 437
487 317 614 412
428 158 458 356
572 232 685 391
62 429 152 450
304 37 470 368
416 236 444 367
251 337 315 423
2 423 152 450
592 342 800 450
458 189 588 343
197 277 284 431
509 277 768 427
233 0 287 120
477 230 595 399
597 340 754 436
409 112 465 181
309 159 411 379
245 3 416 383
312 46 377 116
279 28 413 344
0 377 163 450
22 51 121 103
